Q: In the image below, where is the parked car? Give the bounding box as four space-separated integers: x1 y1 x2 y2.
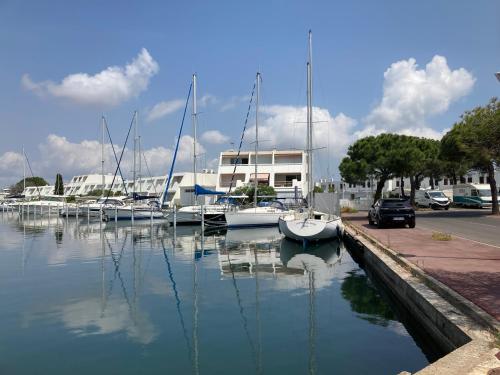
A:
415 189 451 210
453 183 498 208
368 198 415 228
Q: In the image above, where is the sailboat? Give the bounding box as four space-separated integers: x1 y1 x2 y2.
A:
278 31 342 245
225 72 294 228
102 111 163 221
165 74 230 225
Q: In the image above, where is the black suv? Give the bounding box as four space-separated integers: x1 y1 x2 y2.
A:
368 198 415 228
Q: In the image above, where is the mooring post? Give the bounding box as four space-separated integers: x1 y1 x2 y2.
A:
173 205 177 230
131 205 134 225
201 203 205 233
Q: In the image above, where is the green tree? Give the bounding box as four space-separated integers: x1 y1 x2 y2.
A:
313 185 324 193
391 136 449 206
54 173 64 195
9 176 48 195
86 189 113 197
339 134 404 201
233 185 276 205
441 98 500 215
340 270 394 326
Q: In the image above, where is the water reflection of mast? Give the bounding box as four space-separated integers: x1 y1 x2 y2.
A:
307 268 316 375
160 238 192 363
253 246 263 375
193 233 200 375
225 249 257 369
102 232 136 325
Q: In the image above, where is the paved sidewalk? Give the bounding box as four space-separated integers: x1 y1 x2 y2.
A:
343 212 500 321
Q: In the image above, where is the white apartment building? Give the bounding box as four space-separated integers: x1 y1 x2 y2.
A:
23 185 55 198
341 169 500 199
216 149 308 200
63 174 125 196
20 170 217 206
163 171 218 206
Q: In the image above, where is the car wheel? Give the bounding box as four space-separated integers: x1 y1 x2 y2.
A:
408 219 416 228
377 217 384 229
445 206 449 211
368 217 374 225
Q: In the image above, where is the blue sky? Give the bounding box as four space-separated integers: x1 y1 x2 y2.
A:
0 0 498 185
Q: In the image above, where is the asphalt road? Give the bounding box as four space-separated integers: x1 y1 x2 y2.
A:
415 208 500 248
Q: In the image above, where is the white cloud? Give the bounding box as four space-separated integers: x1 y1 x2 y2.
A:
22 48 159 107
199 94 218 107
220 95 251 112
0 133 205 186
146 99 184 122
239 105 356 178
0 151 23 172
0 152 25 186
360 55 474 138
201 130 230 144
251 104 356 157
60 297 157 344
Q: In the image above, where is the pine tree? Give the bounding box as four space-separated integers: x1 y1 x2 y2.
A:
54 174 64 195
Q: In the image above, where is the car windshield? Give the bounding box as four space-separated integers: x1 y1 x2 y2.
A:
380 200 409 207
428 192 446 198
478 189 491 197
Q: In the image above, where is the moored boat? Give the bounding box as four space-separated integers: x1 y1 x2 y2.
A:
278 30 342 246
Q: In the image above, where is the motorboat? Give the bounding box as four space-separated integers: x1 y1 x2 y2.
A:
102 200 164 221
18 195 66 216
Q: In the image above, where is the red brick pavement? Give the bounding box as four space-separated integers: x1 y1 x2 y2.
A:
343 212 500 321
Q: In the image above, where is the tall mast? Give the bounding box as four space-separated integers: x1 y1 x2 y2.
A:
192 74 198 205
22 145 26 192
133 110 138 195
138 116 142 195
254 72 260 210
307 30 314 212
101 116 105 198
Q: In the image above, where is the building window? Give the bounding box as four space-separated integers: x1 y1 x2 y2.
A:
444 178 448 185
367 181 370 188
396 180 400 187
460 176 466 183
274 173 301 187
486 176 490 183
467 176 473 183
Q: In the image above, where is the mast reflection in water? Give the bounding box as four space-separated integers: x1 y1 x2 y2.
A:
0 216 431 374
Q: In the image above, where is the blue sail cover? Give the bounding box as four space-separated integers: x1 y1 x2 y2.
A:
194 184 225 196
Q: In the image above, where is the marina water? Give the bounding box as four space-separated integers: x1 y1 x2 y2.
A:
0 214 431 374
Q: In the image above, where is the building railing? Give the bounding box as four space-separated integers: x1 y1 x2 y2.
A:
274 181 294 187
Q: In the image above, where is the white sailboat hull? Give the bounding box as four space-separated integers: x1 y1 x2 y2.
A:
165 205 228 225
103 207 164 221
225 208 291 228
278 214 342 243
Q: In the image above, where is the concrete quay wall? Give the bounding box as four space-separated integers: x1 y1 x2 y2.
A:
343 224 499 374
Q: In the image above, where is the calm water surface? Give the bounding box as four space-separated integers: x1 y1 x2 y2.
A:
0 215 430 374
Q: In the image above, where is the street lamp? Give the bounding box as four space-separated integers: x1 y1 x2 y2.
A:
495 72 500 82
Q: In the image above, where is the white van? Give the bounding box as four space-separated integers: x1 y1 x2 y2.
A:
453 183 497 208
415 189 451 210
